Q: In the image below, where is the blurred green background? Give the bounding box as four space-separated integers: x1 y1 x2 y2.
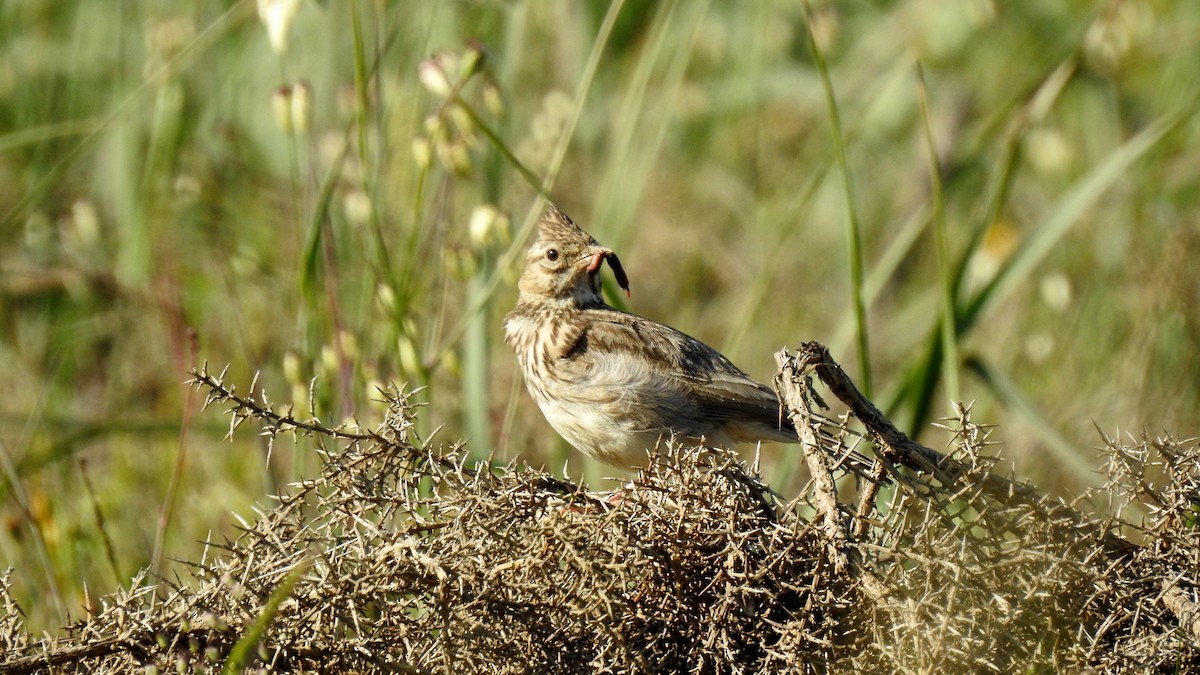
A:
2 0 1198 632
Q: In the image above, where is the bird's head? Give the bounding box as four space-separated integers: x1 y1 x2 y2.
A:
517 203 629 308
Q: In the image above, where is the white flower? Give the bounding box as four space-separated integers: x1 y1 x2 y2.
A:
469 205 501 248
257 0 302 55
418 56 454 98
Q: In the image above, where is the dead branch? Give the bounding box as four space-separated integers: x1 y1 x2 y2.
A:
783 341 1137 558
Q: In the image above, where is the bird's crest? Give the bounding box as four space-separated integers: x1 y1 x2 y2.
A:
538 203 598 248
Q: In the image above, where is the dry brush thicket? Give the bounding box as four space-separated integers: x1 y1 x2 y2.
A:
1 343 1198 673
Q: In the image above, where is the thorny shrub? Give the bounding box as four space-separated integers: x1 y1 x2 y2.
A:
0 354 1198 673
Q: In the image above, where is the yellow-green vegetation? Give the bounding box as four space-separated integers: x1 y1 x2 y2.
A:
0 0 1197 645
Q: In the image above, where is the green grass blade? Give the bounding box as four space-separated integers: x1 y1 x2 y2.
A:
455 100 546 196
299 142 350 304
916 63 959 405
802 0 872 397
0 119 105 153
222 556 312 673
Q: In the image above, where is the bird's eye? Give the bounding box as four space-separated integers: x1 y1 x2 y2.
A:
545 248 559 261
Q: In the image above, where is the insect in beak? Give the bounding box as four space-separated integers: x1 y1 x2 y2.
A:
586 249 631 297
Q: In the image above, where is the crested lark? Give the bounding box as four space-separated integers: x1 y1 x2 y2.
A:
505 203 868 471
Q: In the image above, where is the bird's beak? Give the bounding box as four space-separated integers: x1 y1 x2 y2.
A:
584 247 612 274
585 246 631 297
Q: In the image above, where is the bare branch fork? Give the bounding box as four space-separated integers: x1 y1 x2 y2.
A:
774 349 888 602
775 341 1198 647
776 342 1135 550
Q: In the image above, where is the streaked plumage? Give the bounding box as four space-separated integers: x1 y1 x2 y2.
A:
505 203 863 470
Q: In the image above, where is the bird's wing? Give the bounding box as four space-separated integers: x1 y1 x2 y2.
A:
559 308 879 474
558 309 788 433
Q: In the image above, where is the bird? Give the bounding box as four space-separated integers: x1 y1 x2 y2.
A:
504 202 871 473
